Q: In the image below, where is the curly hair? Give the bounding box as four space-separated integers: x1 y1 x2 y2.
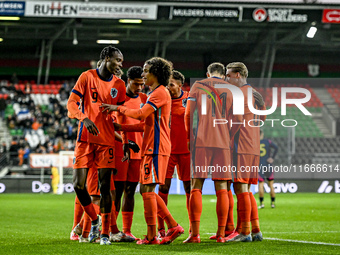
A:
99 45 122 60
145 57 173 86
172 70 185 85
127 66 143 80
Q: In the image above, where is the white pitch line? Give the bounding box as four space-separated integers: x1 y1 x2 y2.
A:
265 237 340 246
265 231 340 234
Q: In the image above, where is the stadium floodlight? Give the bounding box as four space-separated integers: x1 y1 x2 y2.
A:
0 16 20 20
72 28 78 45
0 38 3 42
307 26 317 38
119 19 142 24
96 40 119 44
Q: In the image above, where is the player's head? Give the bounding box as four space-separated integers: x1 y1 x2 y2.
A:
167 70 185 98
127 66 144 96
226 62 248 86
207 62 225 79
143 57 173 87
99 45 124 75
260 129 264 139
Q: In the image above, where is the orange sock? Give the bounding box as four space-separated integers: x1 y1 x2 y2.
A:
115 211 119 219
83 204 98 222
122 211 133 233
93 203 100 215
249 192 260 233
236 192 251 235
79 216 84 229
72 196 84 229
190 189 202 236
186 193 191 232
82 213 91 238
110 203 119 234
216 189 229 237
226 190 234 232
155 193 177 228
157 191 168 230
142 192 157 240
101 213 110 236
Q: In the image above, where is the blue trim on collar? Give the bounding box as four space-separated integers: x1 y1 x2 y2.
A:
96 68 113 82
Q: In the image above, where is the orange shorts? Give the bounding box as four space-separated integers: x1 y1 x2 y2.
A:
140 155 169 185
74 142 115 169
166 153 191 181
86 167 115 196
113 155 128 181
232 153 259 184
114 158 141 183
193 148 232 180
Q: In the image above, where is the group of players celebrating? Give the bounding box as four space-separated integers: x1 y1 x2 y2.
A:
68 45 265 245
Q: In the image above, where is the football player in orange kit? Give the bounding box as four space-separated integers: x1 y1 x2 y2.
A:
225 62 265 242
67 46 130 245
113 66 147 240
101 57 184 245
184 63 242 243
157 70 191 238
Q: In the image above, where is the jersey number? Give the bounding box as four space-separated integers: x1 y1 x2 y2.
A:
144 163 150 175
209 92 227 118
260 143 266 157
109 148 114 159
92 92 98 103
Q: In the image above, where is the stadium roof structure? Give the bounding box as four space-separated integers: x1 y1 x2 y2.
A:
1 0 340 81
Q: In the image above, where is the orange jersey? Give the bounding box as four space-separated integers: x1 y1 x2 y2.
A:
67 69 126 146
234 84 261 155
170 90 190 154
188 77 234 149
115 92 147 159
118 85 171 156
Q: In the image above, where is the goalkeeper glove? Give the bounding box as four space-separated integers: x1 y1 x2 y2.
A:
128 140 140 153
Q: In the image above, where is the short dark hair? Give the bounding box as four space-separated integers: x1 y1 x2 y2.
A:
145 57 172 86
99 45 122 60
207 62 225 76
127 66 143 80
172 70 185 85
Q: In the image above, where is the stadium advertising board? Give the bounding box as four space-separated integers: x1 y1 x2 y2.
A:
25 1 157 19
29 153 73 168
0 178 339 194
0 1 25 16
322 9 340 23
243 7 321 23
169 6 241 21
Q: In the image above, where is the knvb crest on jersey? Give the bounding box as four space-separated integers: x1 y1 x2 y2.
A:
110 88 118 98
182 98 188 108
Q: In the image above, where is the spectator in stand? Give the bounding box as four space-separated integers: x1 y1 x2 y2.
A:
11 73 19 84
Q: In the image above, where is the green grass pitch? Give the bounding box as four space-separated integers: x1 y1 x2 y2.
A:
1 193 339 254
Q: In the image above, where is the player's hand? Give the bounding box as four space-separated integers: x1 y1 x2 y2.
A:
253 89 265 107
113 122 122 131
128 140 140 153
100 103 119 114
122 143 130 162
83 118 100 136
112 168 118 176
267 157 274 164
